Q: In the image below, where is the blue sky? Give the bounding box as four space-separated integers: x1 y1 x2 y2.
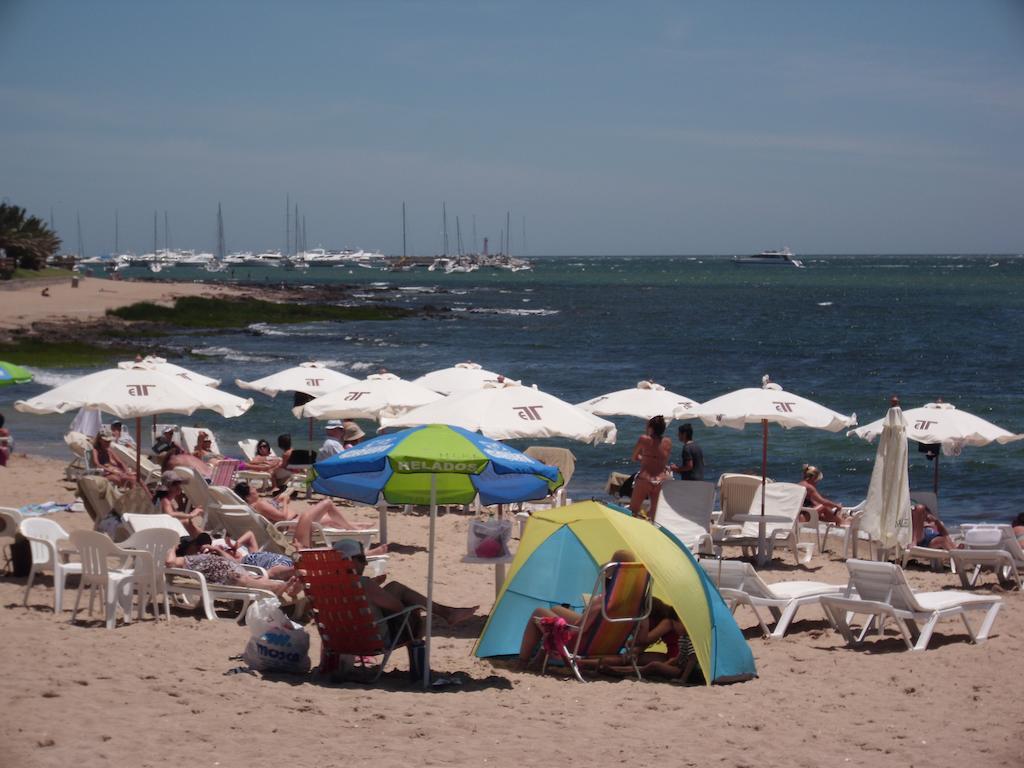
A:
2 1 1022 255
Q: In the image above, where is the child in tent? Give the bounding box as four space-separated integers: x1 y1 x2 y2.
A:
602 597 698 682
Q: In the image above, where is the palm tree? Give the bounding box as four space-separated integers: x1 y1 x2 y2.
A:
0 203 63 274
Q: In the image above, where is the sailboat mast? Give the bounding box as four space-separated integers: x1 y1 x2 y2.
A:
472 215 477 254
164 211 170 252
216 203 226 261
153 211 158 256
456 216 463 256
285 194 291 256
506 210 511 256
76 211 83 258
402 202 407 259
442 202 449 256
294 204 299 255
114 209 119 255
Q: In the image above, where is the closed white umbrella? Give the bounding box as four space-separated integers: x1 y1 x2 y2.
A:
860 398 912 553
294 372 443 421
578 380 699 422
687 375 856 563
412 362 507 395
119 355 220 387
15 364 253 481
235 361 357 398
382 379 617 445
849 399 1023 493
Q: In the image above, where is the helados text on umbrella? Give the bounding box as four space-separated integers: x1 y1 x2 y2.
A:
394 460 483 473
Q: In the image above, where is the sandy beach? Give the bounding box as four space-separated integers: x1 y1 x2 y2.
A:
0 275 242 332
2 452 1022 768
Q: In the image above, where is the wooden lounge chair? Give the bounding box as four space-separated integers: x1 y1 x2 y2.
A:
819 559 1002 652
299 547 420 680
536 560 652 681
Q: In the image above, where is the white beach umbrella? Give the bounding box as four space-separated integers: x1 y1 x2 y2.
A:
235 361 357 398
849 399 1023 493
381 379 617 445
294 372 443 421
15 364 253 481
688 375 856 563
859 399 912 552
118 355 221 387
412 362 507 396
577 380 699 422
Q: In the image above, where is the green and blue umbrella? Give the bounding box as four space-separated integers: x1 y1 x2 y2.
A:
312 423 563 686
0 361 33 387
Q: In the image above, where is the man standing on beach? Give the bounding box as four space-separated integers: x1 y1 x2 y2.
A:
670 423 704 481
317 420 346 461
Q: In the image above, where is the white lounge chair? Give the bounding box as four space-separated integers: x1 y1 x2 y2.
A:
655 480 716 555
109 442 162 487
21 518 83 614
69 529 141 629
714 482 813 565
819 559 1002 652
180 426 222 456
123 513 190 538
699 558 845 638
900 490 958 571
950 525 1024 589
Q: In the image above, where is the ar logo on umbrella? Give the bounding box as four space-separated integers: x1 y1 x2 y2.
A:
126 384 156 397
513 405 544 421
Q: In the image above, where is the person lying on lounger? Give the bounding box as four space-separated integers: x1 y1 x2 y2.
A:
208 531 296 581
245 439 283 473
166 533 300 598
912 503 960 550
234 481 361 529
155 471 204 535
798 464 849 525
92 428 137 488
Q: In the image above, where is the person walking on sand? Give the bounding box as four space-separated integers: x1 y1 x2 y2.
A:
629 415 672 521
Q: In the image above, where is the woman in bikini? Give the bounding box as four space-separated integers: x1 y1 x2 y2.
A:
629 415 672 521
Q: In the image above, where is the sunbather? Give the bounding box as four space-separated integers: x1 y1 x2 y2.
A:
245 439 283 473
324 538 476 640
152 425 185 464
798 464 848 525
192 431 223 462
271 434 299 490
630 416 672 520
233 480 364 531
109 420 136 449
166 533 299 597
912 503 959 550
155 470 204 535
1013 513 1024 546
601 597 697 682
517 549 641 667
208 531 296 580
92 428 136 488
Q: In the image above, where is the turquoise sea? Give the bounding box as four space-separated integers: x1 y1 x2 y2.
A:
5 254 1023 525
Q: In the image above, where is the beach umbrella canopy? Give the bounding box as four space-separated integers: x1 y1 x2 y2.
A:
235 361 357 398
312 424 562 687
294 372 442 422
859 400 912 551
381 380 617 445
15 364 253 480
577 380 699 422
473 500 757 685
118 355 220 387
0 360 33 386
412 362 507 396
849 400 1023 493
687 375 856 563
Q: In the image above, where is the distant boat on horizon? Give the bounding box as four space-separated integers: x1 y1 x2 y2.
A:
733 248 805 268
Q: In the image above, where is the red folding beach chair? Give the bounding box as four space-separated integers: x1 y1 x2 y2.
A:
298 548 420 680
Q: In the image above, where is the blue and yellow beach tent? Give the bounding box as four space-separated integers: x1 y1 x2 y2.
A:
474 500 757 684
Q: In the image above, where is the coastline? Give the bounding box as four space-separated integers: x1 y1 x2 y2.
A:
1 453 1022 767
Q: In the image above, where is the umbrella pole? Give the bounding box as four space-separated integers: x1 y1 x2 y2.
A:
933 452 940 496
308 416 313 443
423 474 437 688
757 419 768 565
135 416 142 483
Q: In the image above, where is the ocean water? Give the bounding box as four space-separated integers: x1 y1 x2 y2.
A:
4 254 1023 526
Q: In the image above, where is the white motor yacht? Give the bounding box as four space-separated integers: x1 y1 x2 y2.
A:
733 248 804 268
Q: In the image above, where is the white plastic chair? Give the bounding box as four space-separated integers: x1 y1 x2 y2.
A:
820 559 1002 651
21 518 83 614
950 525 1024 589
699 558 845 638
120 527 180 620
69 529 140 629
714 483 813 565
122 512 190 538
